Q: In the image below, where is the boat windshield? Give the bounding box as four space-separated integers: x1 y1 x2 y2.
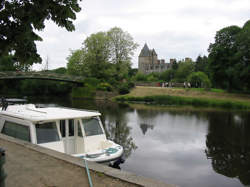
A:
82 118 103 136
36 122 60 144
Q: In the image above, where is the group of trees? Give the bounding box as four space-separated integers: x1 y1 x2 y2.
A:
208 20 250 91
67 27 138 93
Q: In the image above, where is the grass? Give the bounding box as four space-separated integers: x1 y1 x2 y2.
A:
114 86 250 110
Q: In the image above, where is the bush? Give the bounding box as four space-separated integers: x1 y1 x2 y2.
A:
128 81 135 89
118 83 130 95
96 82 113 91
84 77 100 87
187 72 211 89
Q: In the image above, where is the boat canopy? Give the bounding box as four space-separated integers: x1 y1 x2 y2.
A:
0 104 101 122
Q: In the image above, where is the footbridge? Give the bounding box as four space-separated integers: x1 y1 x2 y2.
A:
0 71 84 85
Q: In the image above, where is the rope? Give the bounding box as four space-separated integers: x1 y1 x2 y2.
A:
84 159 93 187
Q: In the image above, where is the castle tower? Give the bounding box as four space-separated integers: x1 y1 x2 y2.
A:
138 43 158 74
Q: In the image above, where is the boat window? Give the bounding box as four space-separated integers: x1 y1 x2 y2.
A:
59 120 66 137
82 118 103 136
36 122 59 144
69 119 74 136
78 121 83 137
2 121 30 142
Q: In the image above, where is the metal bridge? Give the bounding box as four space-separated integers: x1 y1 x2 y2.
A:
0 71 84 85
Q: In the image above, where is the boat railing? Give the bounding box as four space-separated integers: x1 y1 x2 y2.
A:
36 105 100 114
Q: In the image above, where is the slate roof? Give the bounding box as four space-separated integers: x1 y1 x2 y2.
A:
139 43 150 57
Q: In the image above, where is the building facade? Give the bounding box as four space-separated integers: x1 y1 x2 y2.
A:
138 43 173 74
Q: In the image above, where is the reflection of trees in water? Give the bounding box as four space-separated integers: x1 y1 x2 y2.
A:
73 100 137 159
205 112 250 185
105 120 137 158
102 103 137 158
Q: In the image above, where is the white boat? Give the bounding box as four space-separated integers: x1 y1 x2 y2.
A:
0 103 123 163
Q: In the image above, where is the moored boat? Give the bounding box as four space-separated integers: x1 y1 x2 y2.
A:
0 103 123 163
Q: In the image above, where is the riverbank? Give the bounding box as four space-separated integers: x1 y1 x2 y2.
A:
115 86 250 110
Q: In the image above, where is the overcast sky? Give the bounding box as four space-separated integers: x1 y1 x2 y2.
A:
34 0 250 70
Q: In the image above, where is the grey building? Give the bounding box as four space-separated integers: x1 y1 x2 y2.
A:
138 43 172 74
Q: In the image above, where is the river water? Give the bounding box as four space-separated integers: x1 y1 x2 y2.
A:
30 97 250 187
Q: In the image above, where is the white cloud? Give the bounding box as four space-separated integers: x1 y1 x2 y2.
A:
35 0 250 70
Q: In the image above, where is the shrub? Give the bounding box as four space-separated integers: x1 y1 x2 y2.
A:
118 83 130 95
84 77 100 87
187 72 211 89
96 82 113 91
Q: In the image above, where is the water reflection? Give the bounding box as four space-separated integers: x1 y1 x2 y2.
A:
205 112 250 185
139 123 154 135
72 99 137 159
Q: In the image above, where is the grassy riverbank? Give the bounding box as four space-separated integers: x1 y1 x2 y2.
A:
115 86 250 110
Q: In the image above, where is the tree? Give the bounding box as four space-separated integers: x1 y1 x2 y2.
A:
83 32 113 79
0 54 16 71
208 25 241 90
0 53 31 71
67 27 138 83
0 0 81 66
234 20 250 91
175 61 195 82
107 27 138 80
208 20 250 92
187 71 211 89
160 69 175 82
67 49 86 76
195 55 209 74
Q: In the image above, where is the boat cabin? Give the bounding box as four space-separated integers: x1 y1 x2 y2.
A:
0 104 123 162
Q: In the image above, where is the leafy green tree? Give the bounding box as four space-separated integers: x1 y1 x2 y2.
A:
234 21 250 91
83 32 113 79
175 61 195 82
107 27 138 80
160 69 175 82
208 25 241 90
0 0 81 66
51 67 67 74
195 55 209 74
187 71 211 89
0 54 16 71
67 49 86 76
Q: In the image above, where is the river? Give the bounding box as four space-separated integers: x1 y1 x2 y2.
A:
29 96 250 187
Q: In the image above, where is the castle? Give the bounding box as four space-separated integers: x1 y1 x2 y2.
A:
138 43 175 74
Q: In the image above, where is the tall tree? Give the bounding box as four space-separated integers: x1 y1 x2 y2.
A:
107 27 138 80
83 32 113 79
235 21 250 90
208 26 241 90
67 49 86 76
0 0 81 66
195 55 209 74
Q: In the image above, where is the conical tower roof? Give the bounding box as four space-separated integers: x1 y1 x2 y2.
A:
139 43 151 57
152 48 157 56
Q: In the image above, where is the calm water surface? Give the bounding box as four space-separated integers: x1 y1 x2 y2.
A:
30 97 250 187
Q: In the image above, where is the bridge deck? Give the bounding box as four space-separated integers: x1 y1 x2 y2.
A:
0 71 84 84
